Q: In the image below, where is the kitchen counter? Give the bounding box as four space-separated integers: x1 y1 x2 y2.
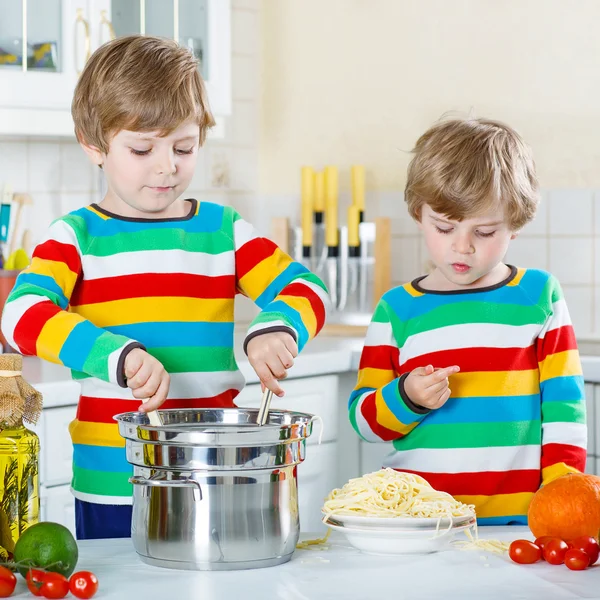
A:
9 528 597 600
18 334 600 394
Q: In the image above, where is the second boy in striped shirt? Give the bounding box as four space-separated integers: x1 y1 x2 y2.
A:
349 117 585 525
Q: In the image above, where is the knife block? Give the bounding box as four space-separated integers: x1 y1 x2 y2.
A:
271 217 391 324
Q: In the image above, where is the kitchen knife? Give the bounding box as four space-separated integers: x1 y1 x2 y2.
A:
324 166 339 310
351 165 366 223
301 167 315 268
314 171 327 273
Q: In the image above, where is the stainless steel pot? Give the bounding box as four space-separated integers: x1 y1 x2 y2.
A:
114 408 314 571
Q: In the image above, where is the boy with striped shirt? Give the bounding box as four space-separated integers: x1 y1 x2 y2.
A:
1 36 329 539
349 117 585 525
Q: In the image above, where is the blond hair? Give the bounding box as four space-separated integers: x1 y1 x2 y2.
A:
72 35 215 152
405 117 539 231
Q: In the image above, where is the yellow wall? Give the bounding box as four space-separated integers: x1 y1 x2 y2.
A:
260 0 600 193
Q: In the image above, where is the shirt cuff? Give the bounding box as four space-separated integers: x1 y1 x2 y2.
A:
398 372 431 415
243 325 298 355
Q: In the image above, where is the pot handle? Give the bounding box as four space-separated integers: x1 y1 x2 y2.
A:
130 474 203 501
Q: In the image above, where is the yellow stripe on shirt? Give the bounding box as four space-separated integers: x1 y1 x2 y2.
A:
73 297 234 326
238 247 292 301
455 492 534 518
450 369 540 398
539 349 583 382
69 420 125 447
37 311 85 363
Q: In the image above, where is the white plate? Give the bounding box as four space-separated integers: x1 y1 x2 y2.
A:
325 519 475 555
324 512 476 531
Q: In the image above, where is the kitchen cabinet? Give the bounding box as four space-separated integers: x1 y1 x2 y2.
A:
235 375 340 532
0 0 230 137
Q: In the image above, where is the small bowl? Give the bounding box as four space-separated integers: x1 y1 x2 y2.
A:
324 516 476 555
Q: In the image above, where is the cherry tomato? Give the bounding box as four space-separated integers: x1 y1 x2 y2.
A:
26 569 46 596
565 548 590 571
568 536 600 566
69 571 99 599
509 539 542 564
0 566 16 598
543 538 569 565
40 573 69 599
534 536 553 558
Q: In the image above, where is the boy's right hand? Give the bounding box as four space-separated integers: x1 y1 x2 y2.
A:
124 348 170 412
404 364 460 410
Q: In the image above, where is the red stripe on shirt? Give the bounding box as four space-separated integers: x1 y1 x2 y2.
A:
359 345 400 371
13 300 62 355
33 240 81 275
537 325 578 362
70 273 236 305
541 442 586 471
401 346 538 374
398 468 541 496
235 239 277 280
281 282 326 333
360 391 405 441
76 390 239 423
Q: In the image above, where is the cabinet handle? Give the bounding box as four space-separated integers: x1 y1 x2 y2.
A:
74 8 91 75
100 10 116 42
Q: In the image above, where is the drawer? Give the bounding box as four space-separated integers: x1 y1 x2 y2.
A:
236 375 339 444
585 383 595 455
38 405 78 487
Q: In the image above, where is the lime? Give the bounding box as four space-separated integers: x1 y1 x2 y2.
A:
13 522 78 578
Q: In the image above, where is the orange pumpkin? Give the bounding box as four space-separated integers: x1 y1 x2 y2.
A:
528 473 600 541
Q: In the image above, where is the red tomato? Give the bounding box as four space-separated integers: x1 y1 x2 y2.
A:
565 548 590 571
40 573 69 599
568 536 600 566
534 536 553 558
0 566 16 598
69 571 99 599
26 569 46 596
543 538 569 565
509 539 542 564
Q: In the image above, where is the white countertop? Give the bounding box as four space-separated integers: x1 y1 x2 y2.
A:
9 528 598 600
19 334 600 399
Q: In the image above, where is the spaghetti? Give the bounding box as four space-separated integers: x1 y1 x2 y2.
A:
322 468 475 520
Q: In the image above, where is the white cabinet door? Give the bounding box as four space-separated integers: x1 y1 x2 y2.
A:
235 375 339 445
41 485 76 535
29 381 80 487
40 406 78 487
0 0 93 135
98 0 231 117
297 443 336 532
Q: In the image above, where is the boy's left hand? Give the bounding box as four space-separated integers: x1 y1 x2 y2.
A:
246 331 298 397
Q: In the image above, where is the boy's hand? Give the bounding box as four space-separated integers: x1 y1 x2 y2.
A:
246 332 298 397
124 348 170 412
404 364 460 410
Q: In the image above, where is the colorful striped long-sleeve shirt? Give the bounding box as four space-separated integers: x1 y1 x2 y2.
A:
349 267 586 525
1 199 329 505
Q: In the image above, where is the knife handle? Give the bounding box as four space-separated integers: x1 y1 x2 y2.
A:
324 166 338 248
301 167 314 249
351 165 365 217
314 171 325 213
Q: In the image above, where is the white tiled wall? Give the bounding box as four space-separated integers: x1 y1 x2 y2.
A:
370 189 600 337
